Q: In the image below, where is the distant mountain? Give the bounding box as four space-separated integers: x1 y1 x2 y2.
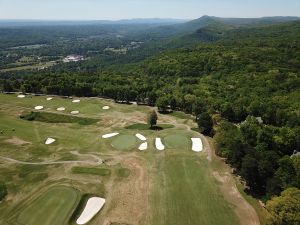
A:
143 15 300 40
213 16 300 26
0 18 187 27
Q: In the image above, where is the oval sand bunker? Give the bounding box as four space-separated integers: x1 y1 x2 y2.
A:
17 94 25 98
57 107 66 111
76 197 105 225
46 97 53 101
155 138 165 151
139 142 148 151
34 106 44 110
102 106 110 110
191 138 203 152
45 138 56 145
136 133 147 141
72 99 81 103
102 133 119 139
71 111 80 115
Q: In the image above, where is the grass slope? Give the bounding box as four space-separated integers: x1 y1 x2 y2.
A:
17 186 80 225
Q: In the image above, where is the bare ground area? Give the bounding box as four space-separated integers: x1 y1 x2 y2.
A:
100 155 149 225
5 136 31 146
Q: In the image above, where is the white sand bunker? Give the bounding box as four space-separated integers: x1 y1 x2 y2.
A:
155 138 165 151
46 97 53 101
71 111 80 115
17 94 25 98
34 106 44 110
102 106 110 110
191 138 203 152
102 133 119 139
72 99 81 103
136 133 147 141
138 142 148 151
76 197 106 225
45 138 56 145
57 107 65 111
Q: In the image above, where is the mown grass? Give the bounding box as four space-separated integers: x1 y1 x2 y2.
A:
164 134 191 150
20 111 98 125
111 135 137 150
72 167 111 176
125 123 174 130
17 186 80 225
117 168 131 178
150 154 239 225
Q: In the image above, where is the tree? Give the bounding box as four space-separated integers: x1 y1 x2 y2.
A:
197 112 213 135
156 96 169 113
266 188 300 225
148 110 158 128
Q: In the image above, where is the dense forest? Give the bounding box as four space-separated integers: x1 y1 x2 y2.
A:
0 16 300 223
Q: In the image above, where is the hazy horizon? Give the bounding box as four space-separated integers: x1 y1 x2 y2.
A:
0 0 300 20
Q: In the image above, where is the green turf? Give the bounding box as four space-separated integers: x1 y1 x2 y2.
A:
111 135 137 150
117 168 131 178
20 111 98 125
72 167 111 176
164 134 191 150
125 123 175 130
17 186 80 225
150 155 239 225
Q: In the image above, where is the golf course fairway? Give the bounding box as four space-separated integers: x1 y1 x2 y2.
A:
17 186 80 225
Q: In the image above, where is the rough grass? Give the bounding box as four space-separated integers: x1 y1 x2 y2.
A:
125 123 175 130
111 135 137 150
72 167 111 176
150 155 239 225
170 111 194 120
17 186 80 225
20 111 98 125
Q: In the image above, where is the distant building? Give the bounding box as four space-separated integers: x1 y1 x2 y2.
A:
63 55 84 63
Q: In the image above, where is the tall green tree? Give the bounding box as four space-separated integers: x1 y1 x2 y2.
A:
147 110 158 128
197 112 213 135
266 188 300 225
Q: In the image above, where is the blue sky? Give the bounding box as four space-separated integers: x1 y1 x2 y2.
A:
0 0 299 20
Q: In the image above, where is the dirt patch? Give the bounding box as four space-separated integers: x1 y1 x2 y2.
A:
212 171 260 225
101 156 149 225
5 137 31 146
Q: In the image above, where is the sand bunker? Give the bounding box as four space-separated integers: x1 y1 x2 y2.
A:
46 97 53 101
72 99 81 103
76 197 106 225
17 94 25 98
102 133 119 139
191 138 203 152
57 107 66 111
34 106 44 110
136 133 147 141
138 142 148 151
155 138 165 151
102 106 110 110
71 111 80 115
45 138 56 145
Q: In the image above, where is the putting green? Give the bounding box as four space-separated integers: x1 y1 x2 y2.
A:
17 186 80 225
111 135 137 150
164 134 191 150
